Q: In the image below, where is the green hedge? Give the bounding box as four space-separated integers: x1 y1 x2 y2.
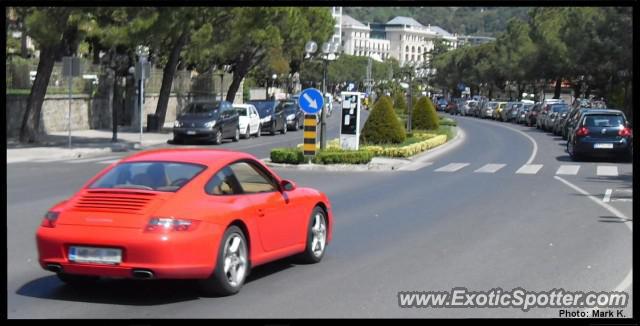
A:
313 149 374 165
270 147 306 164
360 96 406 145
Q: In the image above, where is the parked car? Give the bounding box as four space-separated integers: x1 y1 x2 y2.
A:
536 104 552 129
543 103 569 131
482 101 498 119
35 149 333 296
446 101 460 115
493 102 507 120
567 109 632 161
516 103 534 124
504 102 523 122
526 103 542 127
280 100 304 131
463 100 478 116
562 105 595 140
436 98 448 112
233 104 261 139
173 101 239 145
247 100 287 135
552 106 571 135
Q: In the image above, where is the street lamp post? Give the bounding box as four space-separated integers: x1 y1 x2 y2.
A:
304 40 340 150
216 64 230 101
136 45 149 146
395 68 414 133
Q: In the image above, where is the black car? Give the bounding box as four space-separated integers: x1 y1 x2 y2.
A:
562 106 595 140
567 109 632 161
173 101 239 144
247 100 287 135
280 100 304 131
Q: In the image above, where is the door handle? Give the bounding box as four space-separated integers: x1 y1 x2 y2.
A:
257 209 265 217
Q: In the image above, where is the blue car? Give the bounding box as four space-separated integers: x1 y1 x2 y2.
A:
567 109 632 161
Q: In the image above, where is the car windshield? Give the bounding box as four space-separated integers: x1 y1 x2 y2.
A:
184 102 219 114
551 105 569 113
234 107 248 116
488 103 498 109
278 101 298 114
248 101 277 116
584 115 625 128
89 162 205 192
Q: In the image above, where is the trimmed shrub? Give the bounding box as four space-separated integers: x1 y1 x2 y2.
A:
313 149 374 165
362 134 447 158
270 148 306 164
360 96 406 144
413 97 440 130
393 91 408 115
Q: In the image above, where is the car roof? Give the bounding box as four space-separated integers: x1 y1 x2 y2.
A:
233 104 256 108
581 109 624 115
120 148 257 167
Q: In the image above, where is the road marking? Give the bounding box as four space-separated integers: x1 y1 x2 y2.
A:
434 163 469 172
68 155 121 163
555 164 580 175
597 165 619 176
515 164 543 175
400 162 433 171
97 159 120 164
474 163 506 173
554 176 632 297
603 188 612 203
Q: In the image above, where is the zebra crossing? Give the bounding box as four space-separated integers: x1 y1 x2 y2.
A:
421 162 627 177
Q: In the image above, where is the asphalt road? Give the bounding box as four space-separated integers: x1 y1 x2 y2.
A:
7 111 632 318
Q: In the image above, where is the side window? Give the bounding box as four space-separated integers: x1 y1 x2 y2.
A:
228 161 277 194
205 167 242 195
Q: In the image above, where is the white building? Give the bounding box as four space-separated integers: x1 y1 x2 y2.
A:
337 13 458 67
330 7 342 46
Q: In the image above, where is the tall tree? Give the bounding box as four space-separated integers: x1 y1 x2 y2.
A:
19 7 94 143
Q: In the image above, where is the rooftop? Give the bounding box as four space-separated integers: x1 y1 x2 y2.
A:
341 15 367 28
386 16 424 27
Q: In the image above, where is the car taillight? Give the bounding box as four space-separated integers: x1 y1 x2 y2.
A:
576 127 590 137
145 217 200 232
41 211 59 228
619 127 632 137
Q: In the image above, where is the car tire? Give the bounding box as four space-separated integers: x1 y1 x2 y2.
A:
294 119 299 131
255 124 261 138
281 122 287 135
213 129 223 145
270 122 277 136
232 128 240 142
296 206 328 264
57 273 99 286
242 126 250 139
199 225 249 297
567 141 581 161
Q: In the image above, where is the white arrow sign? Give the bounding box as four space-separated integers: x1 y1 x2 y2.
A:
303 93 318 109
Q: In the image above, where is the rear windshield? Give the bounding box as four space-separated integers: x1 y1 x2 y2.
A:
583 115 625 127
551 105 569 113
184 102 219 114
90 162 205 192
248 101 277 116
488 103 498 109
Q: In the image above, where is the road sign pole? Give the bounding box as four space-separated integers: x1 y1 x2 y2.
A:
68 75 72 149
320 59 328 150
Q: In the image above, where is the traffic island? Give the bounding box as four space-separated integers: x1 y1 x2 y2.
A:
264 125 461 172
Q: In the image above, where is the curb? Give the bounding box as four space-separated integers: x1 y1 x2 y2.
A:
263 126 464 172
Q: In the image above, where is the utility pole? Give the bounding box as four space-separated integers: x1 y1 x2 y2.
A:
320 59 327 149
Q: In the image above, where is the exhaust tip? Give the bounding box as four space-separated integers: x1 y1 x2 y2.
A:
46 263 62 273
132 269 154 279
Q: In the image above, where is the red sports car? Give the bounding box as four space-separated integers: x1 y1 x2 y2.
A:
36 148 332 296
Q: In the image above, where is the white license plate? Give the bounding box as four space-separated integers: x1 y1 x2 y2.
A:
186 130 196 135
69 246 122 264
594 143 613 149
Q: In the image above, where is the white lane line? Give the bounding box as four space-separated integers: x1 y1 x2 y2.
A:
555 176 633 302
603 189 613 203
68 155 121 163
515 164 543 175
97 159 120 164
474 163 506 173
434 163 469 172
555 164 580 175
597 165 619 176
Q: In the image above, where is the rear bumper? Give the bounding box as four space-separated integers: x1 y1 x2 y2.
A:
574 138 632 155
36 223 223 279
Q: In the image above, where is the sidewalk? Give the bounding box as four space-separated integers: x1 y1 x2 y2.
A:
7 128 173 163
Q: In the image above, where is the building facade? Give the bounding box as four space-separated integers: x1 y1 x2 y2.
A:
338 13 459 67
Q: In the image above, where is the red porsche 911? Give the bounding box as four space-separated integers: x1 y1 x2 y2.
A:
36 149 332 296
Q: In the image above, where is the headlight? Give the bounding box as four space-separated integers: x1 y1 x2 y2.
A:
286 114 295 121
173 120 182 128
262 115 272 122
204 120 216 128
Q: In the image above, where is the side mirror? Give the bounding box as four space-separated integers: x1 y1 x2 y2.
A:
280 179 296 192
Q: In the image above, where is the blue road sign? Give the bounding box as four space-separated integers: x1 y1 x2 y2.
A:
298 88 324 114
